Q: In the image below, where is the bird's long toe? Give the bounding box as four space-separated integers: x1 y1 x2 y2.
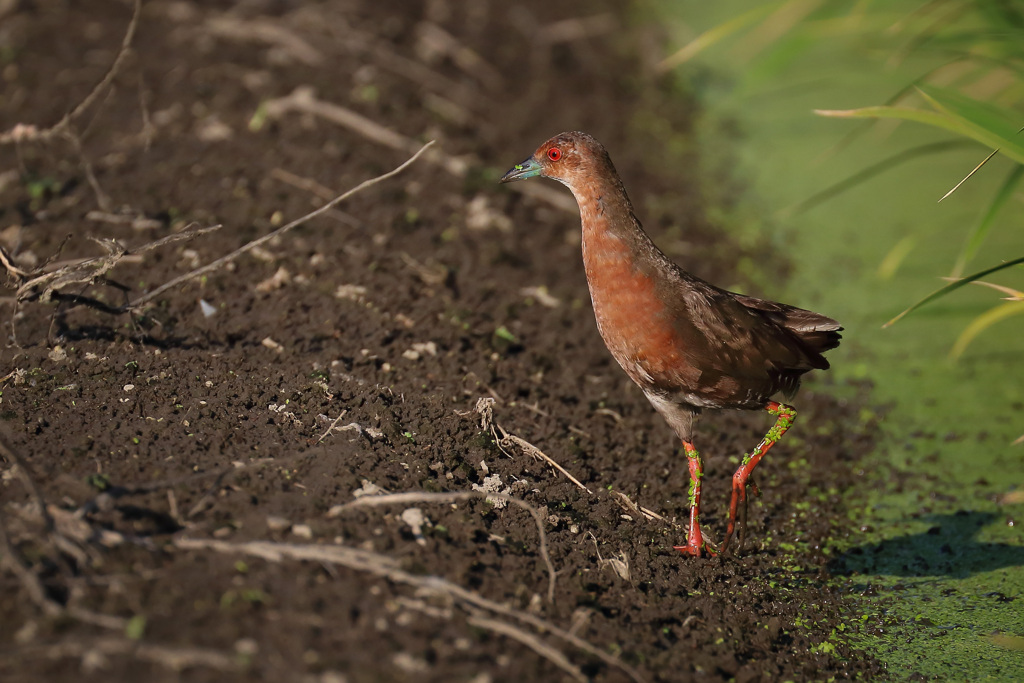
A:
674 542 703 557
673 540 719 558
674 525 720 557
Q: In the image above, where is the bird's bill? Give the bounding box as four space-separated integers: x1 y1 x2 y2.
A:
499 157 543 183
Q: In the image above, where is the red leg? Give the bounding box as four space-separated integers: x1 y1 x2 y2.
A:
720 401 796 554
673 440 718 557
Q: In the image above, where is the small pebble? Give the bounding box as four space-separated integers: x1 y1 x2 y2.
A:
266 516 291 532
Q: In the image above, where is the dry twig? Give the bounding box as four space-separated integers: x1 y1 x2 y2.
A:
0 436 52 527
174 537 648 683
536 14 616 44
0 0 142 145
475 397 592 494
611 490 675 526
1 638 238 673
125 140 435 313
467 614 587 683
414 22 505 90
11 226 220 307
0 436 129 630
204 15 324 66
587 531 631 583
330 490 557 603
269 167 337 202
0 521 61 618
259 87 576 214
316 410 350 444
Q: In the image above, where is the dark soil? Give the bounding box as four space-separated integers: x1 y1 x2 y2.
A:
0 1 884 681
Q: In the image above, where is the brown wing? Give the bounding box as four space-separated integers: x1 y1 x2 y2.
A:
622 231 842 407
679 284 824 373
731 293 843 361
655 272 841 406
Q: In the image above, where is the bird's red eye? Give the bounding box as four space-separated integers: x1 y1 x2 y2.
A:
547 147 562 161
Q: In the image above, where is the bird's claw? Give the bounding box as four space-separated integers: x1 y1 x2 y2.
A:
673 538 719 558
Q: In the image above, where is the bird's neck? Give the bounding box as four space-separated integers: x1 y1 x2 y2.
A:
571 173 656 279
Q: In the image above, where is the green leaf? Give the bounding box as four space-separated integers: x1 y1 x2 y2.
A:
953 164 1024 276
887 1 973 66
493 326 518 343
883 256 1024 328
788 140 971 215
734 0 823 67
658 2 784 71
125 615 147 640
816 86 1024 165
877 236 916 281
811 57 973 165
916 84 1024 164
815 104 962 136
950 300 1024 359
86 473 111 491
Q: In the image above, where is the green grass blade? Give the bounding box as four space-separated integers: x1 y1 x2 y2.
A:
817 86 1024 164
953 164 1024 275
743 33 817 86
949 300 1024 359
883 256 1024 328
815 104 964 137
657 2 783 71
937 149 999 202
877 236 917 281
813 56 974 164
916 84 1024 164
938 278 1024 300
885 0 961 38
790 140 972 215
887 0 972 67
734 0 823 64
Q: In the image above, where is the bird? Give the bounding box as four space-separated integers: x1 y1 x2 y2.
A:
499 131 841 556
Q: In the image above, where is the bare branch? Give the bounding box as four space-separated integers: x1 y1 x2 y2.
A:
467 614 587 683
0 434 53 531
174 537 648 683
0 0 142 145
0 521 62 618
204 15 324 66
414 22 505 90
2 638 238 673
260 87 576 214
11 226 221 306
330 489 557 603
126 140 435 313
0 435 129 630
474 397 592 494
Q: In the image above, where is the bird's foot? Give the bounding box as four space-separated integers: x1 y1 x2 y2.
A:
673 537 719 558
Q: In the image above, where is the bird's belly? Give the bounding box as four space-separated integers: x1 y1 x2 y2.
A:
582 234 692 390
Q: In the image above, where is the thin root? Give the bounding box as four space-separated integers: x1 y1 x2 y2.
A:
329 490 557 604
474 397 591 494
173 536 648 683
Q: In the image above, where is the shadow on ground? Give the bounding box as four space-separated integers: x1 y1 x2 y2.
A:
833 511 1024 579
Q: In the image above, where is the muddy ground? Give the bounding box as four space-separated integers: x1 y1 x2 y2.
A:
0 1 884 681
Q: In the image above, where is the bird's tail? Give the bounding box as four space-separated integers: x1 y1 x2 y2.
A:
735 295 843 356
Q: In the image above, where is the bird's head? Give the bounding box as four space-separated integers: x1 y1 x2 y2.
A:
499 131 608 189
